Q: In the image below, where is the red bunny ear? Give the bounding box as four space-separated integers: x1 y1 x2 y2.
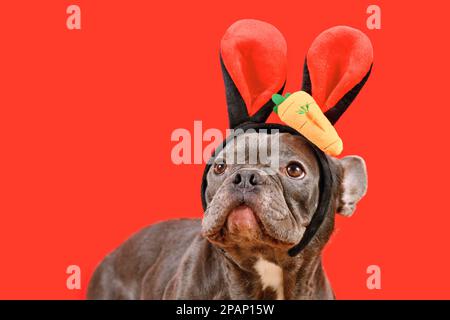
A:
221 19 287 117
303 26 373 124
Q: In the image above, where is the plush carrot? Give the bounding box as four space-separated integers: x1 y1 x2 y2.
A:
273 91 343 156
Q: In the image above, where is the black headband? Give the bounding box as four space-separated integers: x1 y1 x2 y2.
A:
200 122 334 257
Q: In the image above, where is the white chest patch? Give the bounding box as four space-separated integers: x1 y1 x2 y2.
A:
254 257 284 300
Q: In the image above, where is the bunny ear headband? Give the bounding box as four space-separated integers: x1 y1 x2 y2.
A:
201 19 373 256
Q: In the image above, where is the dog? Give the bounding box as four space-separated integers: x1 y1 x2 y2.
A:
87 20 372 300
87 132 367 299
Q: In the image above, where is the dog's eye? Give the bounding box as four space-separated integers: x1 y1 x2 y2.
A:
213 163 227 175
285 162 305 179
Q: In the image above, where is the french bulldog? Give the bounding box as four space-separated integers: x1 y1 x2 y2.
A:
87 132 367 299
87 20 372 300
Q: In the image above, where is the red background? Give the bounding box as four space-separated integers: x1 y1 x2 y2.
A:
0 0 449 299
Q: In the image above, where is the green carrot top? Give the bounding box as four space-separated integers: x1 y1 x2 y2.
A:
272 93 291 114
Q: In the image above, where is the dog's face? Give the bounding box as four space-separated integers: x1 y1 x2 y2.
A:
201 132 367 260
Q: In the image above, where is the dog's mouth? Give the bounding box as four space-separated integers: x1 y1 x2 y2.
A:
204 203 295 248
226 204 261 236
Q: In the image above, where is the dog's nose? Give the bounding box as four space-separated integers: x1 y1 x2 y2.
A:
232 170 264 189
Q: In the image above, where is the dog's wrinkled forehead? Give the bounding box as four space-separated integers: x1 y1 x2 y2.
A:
213 132 319 173
215 132 278 164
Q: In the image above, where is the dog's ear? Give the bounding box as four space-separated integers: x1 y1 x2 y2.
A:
335 156 367 217
220 19 287 128
302 26 373 124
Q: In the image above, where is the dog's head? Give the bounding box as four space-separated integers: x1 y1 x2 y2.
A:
201 132 367 255
201 20 372 262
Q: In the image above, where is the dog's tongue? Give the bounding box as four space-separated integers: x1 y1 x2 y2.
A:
227 205 259 234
